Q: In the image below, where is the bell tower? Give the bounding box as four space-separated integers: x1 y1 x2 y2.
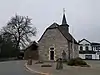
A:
61 8 69 32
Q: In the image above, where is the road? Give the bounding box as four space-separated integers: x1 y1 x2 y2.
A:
0 60 41 75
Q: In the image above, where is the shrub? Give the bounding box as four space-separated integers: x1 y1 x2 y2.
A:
67 57 90 67
41 64 52 67
80 64 90 67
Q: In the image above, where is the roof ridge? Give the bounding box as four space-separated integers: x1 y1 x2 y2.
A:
47 22 59 29
79 39 91 44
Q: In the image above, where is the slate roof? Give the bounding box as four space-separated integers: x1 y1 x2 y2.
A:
78 39 91 44
78 39 100 46
45 23 78 44
58 25 78 44
25 41 38 51
47 22 59 29
91 42 100 45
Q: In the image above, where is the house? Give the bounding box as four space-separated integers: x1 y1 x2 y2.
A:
78 39 100 60
24 41 39 60
38 12 79 61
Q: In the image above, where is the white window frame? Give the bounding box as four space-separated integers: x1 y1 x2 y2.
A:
49 46 56 61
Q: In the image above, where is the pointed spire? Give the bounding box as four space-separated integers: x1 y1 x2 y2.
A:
62 8 67 25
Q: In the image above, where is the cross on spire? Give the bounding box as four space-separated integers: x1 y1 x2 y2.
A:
63 8 65 15
62 8 67 25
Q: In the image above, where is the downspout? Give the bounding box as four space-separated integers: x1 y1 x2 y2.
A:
68 42 70 60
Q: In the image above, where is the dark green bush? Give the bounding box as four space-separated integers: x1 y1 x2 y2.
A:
67 57 90 67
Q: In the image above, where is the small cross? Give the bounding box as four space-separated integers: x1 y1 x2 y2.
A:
63 8 65 14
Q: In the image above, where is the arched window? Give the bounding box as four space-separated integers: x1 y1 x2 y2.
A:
80 46 83 51
50 47 54 51
85 46 89 51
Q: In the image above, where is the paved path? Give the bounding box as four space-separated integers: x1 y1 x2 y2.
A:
27 60 100 75
0 60 41 75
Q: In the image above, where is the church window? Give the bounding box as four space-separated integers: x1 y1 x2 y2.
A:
50 47 54 51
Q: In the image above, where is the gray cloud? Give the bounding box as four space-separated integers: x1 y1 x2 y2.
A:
0 0 100 42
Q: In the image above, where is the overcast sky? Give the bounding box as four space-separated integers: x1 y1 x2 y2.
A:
0 0 100 42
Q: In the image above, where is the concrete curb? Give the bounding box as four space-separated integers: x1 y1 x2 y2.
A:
24 63 50 75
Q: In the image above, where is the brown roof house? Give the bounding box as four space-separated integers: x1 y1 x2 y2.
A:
38 12 79 61
24 41 39 60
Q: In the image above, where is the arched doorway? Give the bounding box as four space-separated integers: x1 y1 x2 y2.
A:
49 47 55 60
50 51 54 60
50 50 54 60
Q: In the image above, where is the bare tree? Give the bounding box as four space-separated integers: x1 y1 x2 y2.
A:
3 15 37 49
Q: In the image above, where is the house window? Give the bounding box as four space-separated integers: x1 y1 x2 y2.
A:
99 55 100 60
98 47 100 50
85 55 92 59
85 46 89 51
96 46 99 51
92 47 94 51
80 46 83 51
94 47 96 50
